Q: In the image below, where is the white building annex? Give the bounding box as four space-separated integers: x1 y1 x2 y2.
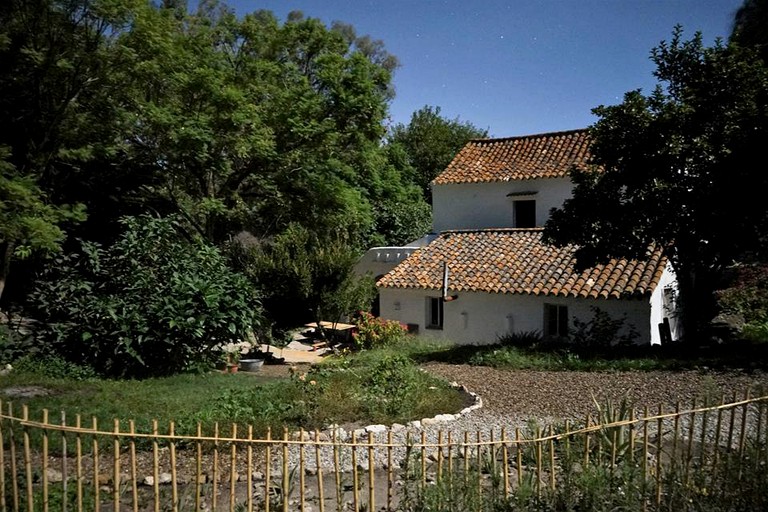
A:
357 129 680 345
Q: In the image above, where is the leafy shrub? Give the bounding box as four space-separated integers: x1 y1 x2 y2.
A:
364 353 420 418
11 354 97 380
496 330 543 348
717 264 768 341
28 215 263 378
352 311 407 349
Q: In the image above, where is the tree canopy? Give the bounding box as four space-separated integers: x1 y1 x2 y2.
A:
544 26 768 340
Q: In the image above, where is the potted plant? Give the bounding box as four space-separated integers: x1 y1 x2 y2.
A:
219 341 252 373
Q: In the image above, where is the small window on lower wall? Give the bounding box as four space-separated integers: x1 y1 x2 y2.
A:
544 304 568 338
426 297 443 330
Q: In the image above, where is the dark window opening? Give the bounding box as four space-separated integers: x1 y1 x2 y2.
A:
514 200 536 228
426 297 443 330
544 304 568 337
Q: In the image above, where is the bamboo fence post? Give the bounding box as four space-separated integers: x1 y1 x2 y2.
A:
737 388 750 480
671 401 680 473
655 404 663 507
368 432 375 512
463 431 469 487
501 428 509 498
642 406 649 485
113 419 120 512
299 428 305 512
315 429 324 512
549 425 556 491
169 422 178 512
22 405 33 512
564 420 571 465
724 392 737 479
332 428 341 510
42 409 49 512
387 430 393 512
711 395 725 482
212 423 219 512
282 427 289 512
351 430 359 512
9 403 19 512
152 419 159 512
421 431 427 492
92 416 101 512
447 431 454 498
195 423 202 512
629 408 636 464
684 399 696 487
476 430 483 507
75 415 82 512
535 426 542 498
610 426 617 472
437 430 444 483
0 400 5 512
515 428 522 489
489 429 496 478
61 411 67 512
247 426 254 512
583 413 591 467
754 399 763 476
130 421 138 512
265 427 272 512
230 424 238 512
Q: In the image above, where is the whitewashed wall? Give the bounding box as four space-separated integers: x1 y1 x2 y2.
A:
379 288 652 345
649 262 682 344
431 177 573 232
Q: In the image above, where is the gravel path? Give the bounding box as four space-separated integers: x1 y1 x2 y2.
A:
275 364 768 473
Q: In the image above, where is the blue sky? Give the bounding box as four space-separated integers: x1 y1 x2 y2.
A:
228 1 744 137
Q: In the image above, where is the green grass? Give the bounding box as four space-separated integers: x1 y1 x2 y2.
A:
0 346 466 441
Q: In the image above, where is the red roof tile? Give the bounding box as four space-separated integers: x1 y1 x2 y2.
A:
433 129 592 185
377 229 666 299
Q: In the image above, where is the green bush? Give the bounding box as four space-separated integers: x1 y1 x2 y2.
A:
28 215 263 378
570 306 638 354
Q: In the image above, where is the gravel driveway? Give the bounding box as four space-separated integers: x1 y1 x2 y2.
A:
423 362 768 422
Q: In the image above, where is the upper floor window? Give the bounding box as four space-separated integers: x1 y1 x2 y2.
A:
514 200 536 228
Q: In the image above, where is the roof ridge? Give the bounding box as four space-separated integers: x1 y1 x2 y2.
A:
468 128 590 144
440 227 544 235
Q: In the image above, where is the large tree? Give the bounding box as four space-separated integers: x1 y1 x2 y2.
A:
388 106 488 202
544 26 768 341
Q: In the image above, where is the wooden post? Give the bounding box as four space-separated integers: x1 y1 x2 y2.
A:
75 415 82 512
92 417 100 512
515 428 522 489
642 406 649 485
501 428 509 498
463 431 470 487
685 399 696 487
629 408 636 464
332 428 341 510
351 430 359 512
0 400 5 512
247 426 254 512
22 405 33 512
583 413 591 467
265 427 272 512
711 395 725 481
421 431 427 492
129 420 138 512
549 425 556 491
387 430 393 511
9 404 19 512
169 422 178 512
212 422 220 512
535 427 542 498
195 423 202 512
230 424 238 512
42 409 49 512
368 432 375 512
437 430 444 483
113 419 120 512
282 427 289 512
152 419 159 512
737 389 751 480
315 429 325 512
299 429 306 512
656 404 663 506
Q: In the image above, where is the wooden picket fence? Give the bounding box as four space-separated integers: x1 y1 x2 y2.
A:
1 391 767 511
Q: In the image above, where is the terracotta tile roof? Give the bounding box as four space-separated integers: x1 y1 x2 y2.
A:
433 129 592 185
377 229 667 300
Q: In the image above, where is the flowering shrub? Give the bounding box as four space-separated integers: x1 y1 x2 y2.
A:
352 311 407 350
218 341 252 364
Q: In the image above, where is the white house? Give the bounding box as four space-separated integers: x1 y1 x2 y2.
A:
365 129 681 345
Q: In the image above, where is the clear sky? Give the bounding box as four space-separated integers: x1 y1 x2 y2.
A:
228 0 744 138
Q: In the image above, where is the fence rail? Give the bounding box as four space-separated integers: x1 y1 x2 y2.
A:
1 391 767 511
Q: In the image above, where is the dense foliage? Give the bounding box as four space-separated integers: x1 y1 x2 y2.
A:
545 26 768 340
28 216 262 377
